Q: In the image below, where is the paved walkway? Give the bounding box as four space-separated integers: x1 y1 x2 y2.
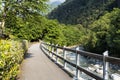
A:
19 43 72 80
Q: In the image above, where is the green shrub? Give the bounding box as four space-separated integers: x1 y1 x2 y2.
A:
0 40 25 80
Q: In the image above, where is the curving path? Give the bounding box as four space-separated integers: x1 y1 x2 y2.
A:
19 43 72 80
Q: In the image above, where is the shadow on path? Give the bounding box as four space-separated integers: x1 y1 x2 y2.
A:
24 53 34 59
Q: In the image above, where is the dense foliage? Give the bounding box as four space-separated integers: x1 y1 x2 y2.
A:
0 0 48 40
89 8 120 57
48 0 120 26
0 40 25 80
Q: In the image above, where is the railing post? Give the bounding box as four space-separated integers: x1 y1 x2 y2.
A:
47 43 49 50
51 44 54 58
63 46 66 69
56 44 58 63
48 43 51 56
103 51 109 80
50 43 52 57
75 47 80 80
46 43 49 54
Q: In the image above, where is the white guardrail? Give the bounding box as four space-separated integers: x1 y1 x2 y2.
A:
40 42 120 80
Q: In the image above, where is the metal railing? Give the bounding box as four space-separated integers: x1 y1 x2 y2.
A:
40 42 120 80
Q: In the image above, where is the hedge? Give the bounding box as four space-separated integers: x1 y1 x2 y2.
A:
0 39 26 80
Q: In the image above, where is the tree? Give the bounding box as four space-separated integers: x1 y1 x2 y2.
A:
43 20 66 46
0 0 48 36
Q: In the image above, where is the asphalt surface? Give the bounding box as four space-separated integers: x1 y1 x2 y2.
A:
19 43 72 80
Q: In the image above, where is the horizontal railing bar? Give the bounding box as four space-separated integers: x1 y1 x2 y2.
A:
64 48 76 53
105 56 120 64
50 51 64 60
77 50 103 60
44 43 120 64
77 66 103 80
42 45 65 61
56 46 64 49
42 45 49 52
65 59 76 68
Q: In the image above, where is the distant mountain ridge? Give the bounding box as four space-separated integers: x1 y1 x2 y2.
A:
48 0 120 26
51 1 61 8
48 1 62 12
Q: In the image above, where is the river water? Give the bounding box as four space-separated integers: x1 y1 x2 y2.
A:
58 48 120 80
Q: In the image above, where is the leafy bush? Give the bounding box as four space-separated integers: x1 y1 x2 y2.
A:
0 40 25 80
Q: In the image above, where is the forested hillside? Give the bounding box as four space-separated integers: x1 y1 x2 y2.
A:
0 0 120 58
48 0 120 26
48 0 120 57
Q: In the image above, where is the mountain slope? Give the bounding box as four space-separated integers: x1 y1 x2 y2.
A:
48 0 120 26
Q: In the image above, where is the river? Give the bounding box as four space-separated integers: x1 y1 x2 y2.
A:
58 47 120 80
